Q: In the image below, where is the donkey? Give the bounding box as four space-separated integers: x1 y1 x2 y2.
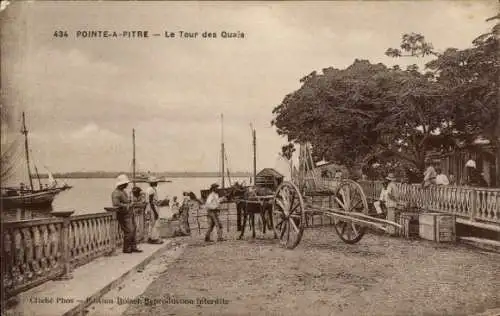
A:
234 186 277 240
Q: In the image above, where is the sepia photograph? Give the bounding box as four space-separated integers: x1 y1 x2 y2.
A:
1 1 499 315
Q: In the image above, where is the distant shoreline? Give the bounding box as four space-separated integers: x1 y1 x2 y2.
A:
34 172 252 179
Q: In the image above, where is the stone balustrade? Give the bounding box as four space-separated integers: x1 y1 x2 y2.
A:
2 205 148 300
68 213 115 268
2 217 65 299
358 180 500 225
299 177 499 226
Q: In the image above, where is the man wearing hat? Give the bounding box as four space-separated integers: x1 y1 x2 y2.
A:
145 176 164 244
112 174 142 253
379 173 398 235
204 183 226 242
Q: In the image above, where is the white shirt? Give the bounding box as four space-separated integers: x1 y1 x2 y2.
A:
205 191 221 210
379 182 397 208
424 166 437 182
145 186 158 211
436 174 450 185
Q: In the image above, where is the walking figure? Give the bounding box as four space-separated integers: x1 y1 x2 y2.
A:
204 183 226 242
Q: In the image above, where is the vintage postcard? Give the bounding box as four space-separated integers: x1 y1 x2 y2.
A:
1 1 499 316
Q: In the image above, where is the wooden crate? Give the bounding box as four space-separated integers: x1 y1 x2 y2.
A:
399 212 419 239
419 212 456 242
158 218 179 238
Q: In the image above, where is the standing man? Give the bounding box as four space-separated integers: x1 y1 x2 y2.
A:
112 174 142 253
464 156 477 185
380 173 398 235
145 176 163 244
204 183 225 242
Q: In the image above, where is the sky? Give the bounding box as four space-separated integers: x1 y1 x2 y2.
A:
0 0 497 181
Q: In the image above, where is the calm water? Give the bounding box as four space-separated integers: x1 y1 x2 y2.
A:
3 177 249 221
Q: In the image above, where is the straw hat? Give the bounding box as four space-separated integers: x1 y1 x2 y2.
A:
465 159 476 168
210 183 219 190
115 174 130 188
147 176 160 184
386 173 396 181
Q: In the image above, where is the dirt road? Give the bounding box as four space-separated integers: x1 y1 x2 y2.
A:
124 227 500 316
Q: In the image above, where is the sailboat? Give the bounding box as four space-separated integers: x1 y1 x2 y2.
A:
0 112 71 210
200 114 235 201
128 129 171 184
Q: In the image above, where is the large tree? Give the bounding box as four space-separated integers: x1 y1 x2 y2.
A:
273 21 498 176
272 59 453 172
387 18 499 183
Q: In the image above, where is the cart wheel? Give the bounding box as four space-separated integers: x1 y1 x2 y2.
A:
272 181 305 249
333 180 368 244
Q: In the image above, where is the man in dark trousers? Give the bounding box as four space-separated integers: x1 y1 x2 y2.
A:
204 183 226 242
112 174 142 253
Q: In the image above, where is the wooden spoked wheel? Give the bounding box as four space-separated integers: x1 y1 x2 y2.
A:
272 181 306 249
332 180 369 244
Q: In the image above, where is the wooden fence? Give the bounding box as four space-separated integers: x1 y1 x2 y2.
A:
2 206 148 300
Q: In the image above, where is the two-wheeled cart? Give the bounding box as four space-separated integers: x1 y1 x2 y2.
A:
271 143 402 249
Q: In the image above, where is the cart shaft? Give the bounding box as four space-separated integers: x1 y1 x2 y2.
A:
306 204 402 230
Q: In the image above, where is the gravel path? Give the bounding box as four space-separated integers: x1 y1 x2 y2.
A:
124 227 500 316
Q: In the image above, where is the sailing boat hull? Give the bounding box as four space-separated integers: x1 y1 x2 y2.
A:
1 189 63 210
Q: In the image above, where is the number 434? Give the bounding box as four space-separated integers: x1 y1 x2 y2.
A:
54 30 68 37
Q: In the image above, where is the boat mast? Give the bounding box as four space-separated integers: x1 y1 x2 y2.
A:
21 112 34 191
132 128 136 187
251 123 256 185
221 114 225 189
33 163 42 190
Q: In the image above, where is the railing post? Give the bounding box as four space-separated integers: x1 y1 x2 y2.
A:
104 207 118 256
52 211 74 280
470 188 477 222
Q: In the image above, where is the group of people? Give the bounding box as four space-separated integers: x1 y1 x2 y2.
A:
423 158 488 188
111 174 165 253
111 174 228 253
374 157 490 234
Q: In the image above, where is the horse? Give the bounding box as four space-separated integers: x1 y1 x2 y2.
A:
227 185 277 240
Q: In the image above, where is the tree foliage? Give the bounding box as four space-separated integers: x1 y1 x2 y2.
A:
272 18 499 173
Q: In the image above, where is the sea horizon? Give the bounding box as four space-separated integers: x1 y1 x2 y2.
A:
31 171 254 179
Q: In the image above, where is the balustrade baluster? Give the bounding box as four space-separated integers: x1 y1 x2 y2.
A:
90 218 96 256
105 208 118 256
41 225 50 273
470 189 477 221
74 221 81 261
52 211 74 280
12 229 23 287
96 218 102 250
83 220 89 260
31 226 42 276
48 224 59 269
494 191 500 221
3 231 13 291
21 228 34 281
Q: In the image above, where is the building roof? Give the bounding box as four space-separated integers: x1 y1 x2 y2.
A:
256 168 284 179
